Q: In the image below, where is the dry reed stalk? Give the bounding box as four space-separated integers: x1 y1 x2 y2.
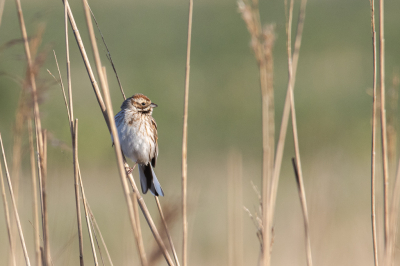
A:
261 24 275 266
65 0 73 129
28 119 42 266
34 126 44 238
387 73 398 177
387 159 400 265
0 0 5 27
43 130 47 178
127 192 148 266
285 1 312 265
81 0 109 105
268 0 307 230
0 144 16 266
369 0 379 265
86 202 114 266
62 2 174 263
61 1 85 264
238 1 275 264
88 219 104 265
62 0 107 121
49 51 71 122
132 192 145 259
102 66 108 92
10 26 45 197
147 199 181 265
126 172 176 266
74 122 99 266
41 130 51 266
227 151 243 266
84 2 125 99
14 0 50 263
291 159 312 266
12 25 45 185
0 134 31 266
54 47 100 266
32 125 45 260
55 17 100 265
155 197 181 266
386 74 399 266
72 121 85 266
378 0 390 257
182 1 193 266
243 183 263 264
14 0 44 174
11 95 24 207
10 23 45 266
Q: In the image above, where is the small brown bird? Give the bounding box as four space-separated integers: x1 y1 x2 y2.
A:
114 94 164 196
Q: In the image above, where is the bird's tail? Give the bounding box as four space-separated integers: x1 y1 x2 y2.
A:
138 163 164 197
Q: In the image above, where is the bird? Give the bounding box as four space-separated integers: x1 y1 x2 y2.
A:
113 93 164 196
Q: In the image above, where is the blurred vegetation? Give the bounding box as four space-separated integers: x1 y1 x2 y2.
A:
0 0 400 265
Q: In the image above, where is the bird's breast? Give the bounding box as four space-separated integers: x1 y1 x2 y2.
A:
117 112 155 165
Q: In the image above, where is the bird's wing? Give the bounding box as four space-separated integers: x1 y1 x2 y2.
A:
112 110 124 146
151 117 158 168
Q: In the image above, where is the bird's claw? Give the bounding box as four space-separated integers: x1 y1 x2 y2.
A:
126 163 137 175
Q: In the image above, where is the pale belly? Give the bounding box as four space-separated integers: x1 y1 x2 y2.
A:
117 120 155 165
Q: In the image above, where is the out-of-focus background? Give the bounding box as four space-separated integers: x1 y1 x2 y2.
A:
1 0 400 265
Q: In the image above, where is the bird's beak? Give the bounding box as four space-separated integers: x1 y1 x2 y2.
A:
150 103 158 108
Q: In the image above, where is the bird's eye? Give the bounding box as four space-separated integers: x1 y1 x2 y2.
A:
141 102 146 106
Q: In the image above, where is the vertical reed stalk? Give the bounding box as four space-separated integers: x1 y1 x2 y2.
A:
286 1 312 265
62 1 85 264
87 203 114 266
72 120 84 266
65 0 73 128
131 192 147 266
0 0 4 27
74 122 99 266
41 130 50 266
268 0 307 227
291 159 312 266
62 0 107 120
155 197 181 266
0 134 31 266
28 120 42 266
84 2 126 99
34 126 44 248
369 0 379 265
0 143 16 266
182 1 193 266
378 0 389 257
14 0 49 263
14 0 44 173
261 24 275 266
237 2 275 264
51 51 71 122
81 0 109 103
126 172 173 265
388 159 400 265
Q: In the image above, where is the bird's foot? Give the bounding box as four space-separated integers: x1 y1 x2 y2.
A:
126 163 137 175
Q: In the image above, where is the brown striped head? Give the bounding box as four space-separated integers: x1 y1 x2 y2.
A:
121 93 157 114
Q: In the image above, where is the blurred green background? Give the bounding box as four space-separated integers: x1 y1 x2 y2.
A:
1 0 400 265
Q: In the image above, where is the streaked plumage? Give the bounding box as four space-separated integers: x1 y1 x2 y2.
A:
114 94 164 196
